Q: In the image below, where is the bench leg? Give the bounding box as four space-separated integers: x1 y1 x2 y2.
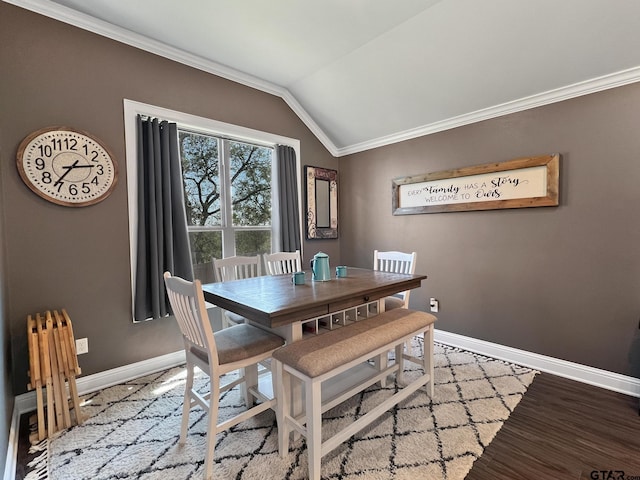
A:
274 359 290 457
395 343 405 385
374 353 389 387
306 379 322 480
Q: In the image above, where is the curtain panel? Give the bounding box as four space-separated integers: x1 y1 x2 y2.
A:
277 145 302 253
134 116 193 321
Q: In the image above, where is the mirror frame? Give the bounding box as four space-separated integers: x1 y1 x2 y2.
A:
305 165 338 239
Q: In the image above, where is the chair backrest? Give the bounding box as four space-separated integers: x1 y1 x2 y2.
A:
373 250 417 275
264 250 302 275
163 272 218 367
212 255 262 282
373 250 417 307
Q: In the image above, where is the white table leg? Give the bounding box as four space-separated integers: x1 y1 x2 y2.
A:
374 299 389 386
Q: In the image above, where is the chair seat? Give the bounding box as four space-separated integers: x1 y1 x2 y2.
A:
384 296 405 310
191 323 285 365
224 311 247 325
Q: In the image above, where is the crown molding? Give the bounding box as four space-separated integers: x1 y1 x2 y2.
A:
5 0 640 158
280 90 338 155
336 65 640 156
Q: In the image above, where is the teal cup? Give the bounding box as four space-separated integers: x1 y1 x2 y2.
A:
336 266 347 278
292 271 305 285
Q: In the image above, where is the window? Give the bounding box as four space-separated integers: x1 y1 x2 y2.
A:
124 100 301 309
179 130 274 282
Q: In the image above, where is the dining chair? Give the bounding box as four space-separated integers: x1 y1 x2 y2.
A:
373 250 418 310
212 255 262 327
163 272 285 480
373 250 419 367
264 250 302 275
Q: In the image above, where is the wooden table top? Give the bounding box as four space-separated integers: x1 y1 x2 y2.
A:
201 267 426 329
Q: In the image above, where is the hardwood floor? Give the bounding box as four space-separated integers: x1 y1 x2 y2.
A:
14 372 640 479
467 373 640 480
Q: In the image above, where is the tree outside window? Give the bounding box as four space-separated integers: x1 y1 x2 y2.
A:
179 130 272 282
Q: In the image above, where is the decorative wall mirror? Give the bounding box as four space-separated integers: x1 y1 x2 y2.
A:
305 166 338 239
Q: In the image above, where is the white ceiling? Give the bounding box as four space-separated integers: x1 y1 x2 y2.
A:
9 0 640 156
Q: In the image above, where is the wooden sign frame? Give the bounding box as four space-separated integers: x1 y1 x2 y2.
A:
392 154 559 215
306 166 338 239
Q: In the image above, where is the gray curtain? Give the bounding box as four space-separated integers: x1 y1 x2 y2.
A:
134 116 193 321
277 145 302 252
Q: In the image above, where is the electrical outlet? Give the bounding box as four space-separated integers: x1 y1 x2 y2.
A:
76 337 88 355
429 298 439 313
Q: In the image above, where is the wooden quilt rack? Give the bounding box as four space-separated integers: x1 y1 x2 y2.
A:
27 309 83 442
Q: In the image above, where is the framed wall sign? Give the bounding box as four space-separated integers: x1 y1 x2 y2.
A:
306 166 338 239
392 154 559 215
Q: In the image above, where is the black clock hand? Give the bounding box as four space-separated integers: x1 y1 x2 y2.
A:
62 164 93 171
54 162 94 187
54 160 80 187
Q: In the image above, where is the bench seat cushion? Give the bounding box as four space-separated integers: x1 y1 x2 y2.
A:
272 309 436 378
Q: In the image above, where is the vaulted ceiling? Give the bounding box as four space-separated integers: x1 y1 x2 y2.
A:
8 0 640 156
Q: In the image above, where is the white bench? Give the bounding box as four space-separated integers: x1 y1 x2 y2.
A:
272 308 436 480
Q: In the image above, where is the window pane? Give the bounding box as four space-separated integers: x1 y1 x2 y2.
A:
235 230 271 257
189 231 222 283
229 141 272 227
179 131 221 227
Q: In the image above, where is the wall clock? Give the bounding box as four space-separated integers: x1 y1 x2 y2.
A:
16 126 118 207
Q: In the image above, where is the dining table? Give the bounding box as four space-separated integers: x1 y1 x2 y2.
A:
201 267 427 343
202 267 427 416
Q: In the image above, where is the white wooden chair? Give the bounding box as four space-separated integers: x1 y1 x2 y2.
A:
264 250 302 275
373 250 417 310
212 255 262 282
212 255 262 327
163 272 284 480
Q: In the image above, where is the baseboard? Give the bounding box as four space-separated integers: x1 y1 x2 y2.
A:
435 329 640 398
14 349 186 417
3 401 21 480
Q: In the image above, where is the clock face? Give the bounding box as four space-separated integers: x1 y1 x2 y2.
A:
16 126 118 207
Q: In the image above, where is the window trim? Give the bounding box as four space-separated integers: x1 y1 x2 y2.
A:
124 99 302 318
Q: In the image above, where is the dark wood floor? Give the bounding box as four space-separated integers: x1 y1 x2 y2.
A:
14 372 640 479
467 372 640 480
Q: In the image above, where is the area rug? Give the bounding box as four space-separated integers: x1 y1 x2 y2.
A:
24 341 538 480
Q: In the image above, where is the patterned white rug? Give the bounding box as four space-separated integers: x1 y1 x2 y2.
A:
25 342 537 480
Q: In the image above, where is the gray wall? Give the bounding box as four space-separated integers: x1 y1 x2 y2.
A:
339 84 640 376
0 3 338 396
0 140 13 480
